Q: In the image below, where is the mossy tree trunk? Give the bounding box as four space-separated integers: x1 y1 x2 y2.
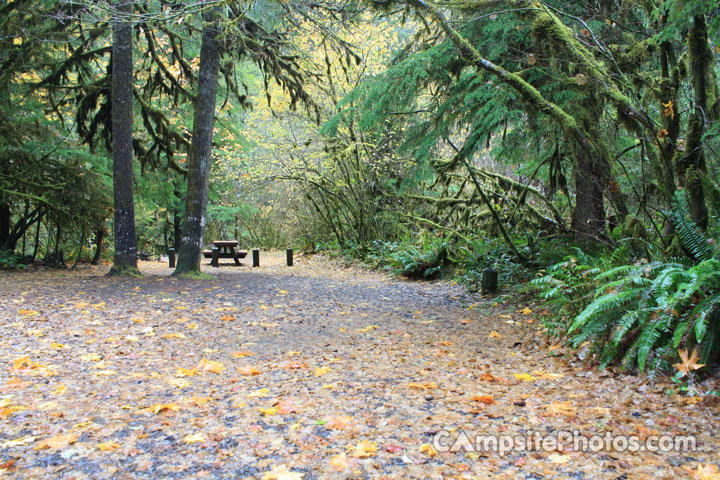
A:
409 0 618 240
108 0 138 275
679 14 711 230
174 7 221 275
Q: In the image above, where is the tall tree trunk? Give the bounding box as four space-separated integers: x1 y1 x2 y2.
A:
0 202 10 251
679 15 710 230
571 151 607 241
174 7 221 275
92 226 105 265
108 0 139 275
32 214 42 262
173 184 183 251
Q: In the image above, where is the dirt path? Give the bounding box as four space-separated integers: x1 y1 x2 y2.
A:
0 253 718 479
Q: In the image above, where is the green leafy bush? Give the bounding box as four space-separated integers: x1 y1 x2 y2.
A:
0 251 27 270
533 194 719 372
387 237 448 279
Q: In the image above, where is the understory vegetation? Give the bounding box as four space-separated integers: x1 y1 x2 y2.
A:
2 0 719 376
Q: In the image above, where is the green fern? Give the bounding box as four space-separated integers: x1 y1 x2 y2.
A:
672 191 715 262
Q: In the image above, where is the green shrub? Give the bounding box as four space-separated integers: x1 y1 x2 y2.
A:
0 251 27 270
533 193 720 373
387 237 448 279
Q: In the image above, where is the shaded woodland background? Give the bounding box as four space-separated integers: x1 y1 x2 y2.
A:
1 0 719 376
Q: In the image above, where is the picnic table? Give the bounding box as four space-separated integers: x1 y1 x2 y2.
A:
202 240 247 266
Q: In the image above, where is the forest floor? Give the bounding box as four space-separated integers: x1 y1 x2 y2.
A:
0 252 718 480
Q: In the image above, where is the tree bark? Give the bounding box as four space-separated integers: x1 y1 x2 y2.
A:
0 202 10 251
91 226 105 265
108 0 139 275
174 7 221 275
679 15 710 230
571 152 606 241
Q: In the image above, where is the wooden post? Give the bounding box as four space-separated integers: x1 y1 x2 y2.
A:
252 248 260 268
481 268 498 293
286 248 293 267
168 248 175 268
211 246 219 268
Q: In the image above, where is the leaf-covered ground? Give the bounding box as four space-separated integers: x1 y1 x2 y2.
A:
1 253 718 479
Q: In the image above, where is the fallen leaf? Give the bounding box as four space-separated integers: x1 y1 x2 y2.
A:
545 401 577 417
247 388 270 398
1 436 36 448
152 403 180 414
420 443 438 457
329 452 349 471
673 348 705 377
471 394 495 404
276 398 299 415
314 366 331 376
347 440 378 458
34 433 78 450
694 464 720 480
262 465 304 480
237 365 260 375
513 373 536 382
97 440 121 451
182 433 205 444
197 357 225 374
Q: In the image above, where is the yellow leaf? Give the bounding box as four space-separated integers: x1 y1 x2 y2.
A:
187 395 210 406
420 443 438 457
51 341 65 350
488 331 501 338
197 357 225 374
97 440 121 451
161 333 186 339
521 307 532 315
695 464 720 480
513 373 536 382
12 356 30 369
247 388 270 398
182 433 205 444
176 367 198 377
53 383 66 395
259 407 277 416
314 366 331 376
356 325 378 333
346 440 378 458
152 403 180 414
232 350 255 358
406 382 437 390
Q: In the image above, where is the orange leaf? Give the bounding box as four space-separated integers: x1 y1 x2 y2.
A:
34 433 78 450
673 348 705 377
237 366 260 375
329 452 349 471
471 394 495 404
197 357 225 374
276 398 299 415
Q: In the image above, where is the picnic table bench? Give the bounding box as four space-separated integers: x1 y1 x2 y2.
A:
202 240 247 266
